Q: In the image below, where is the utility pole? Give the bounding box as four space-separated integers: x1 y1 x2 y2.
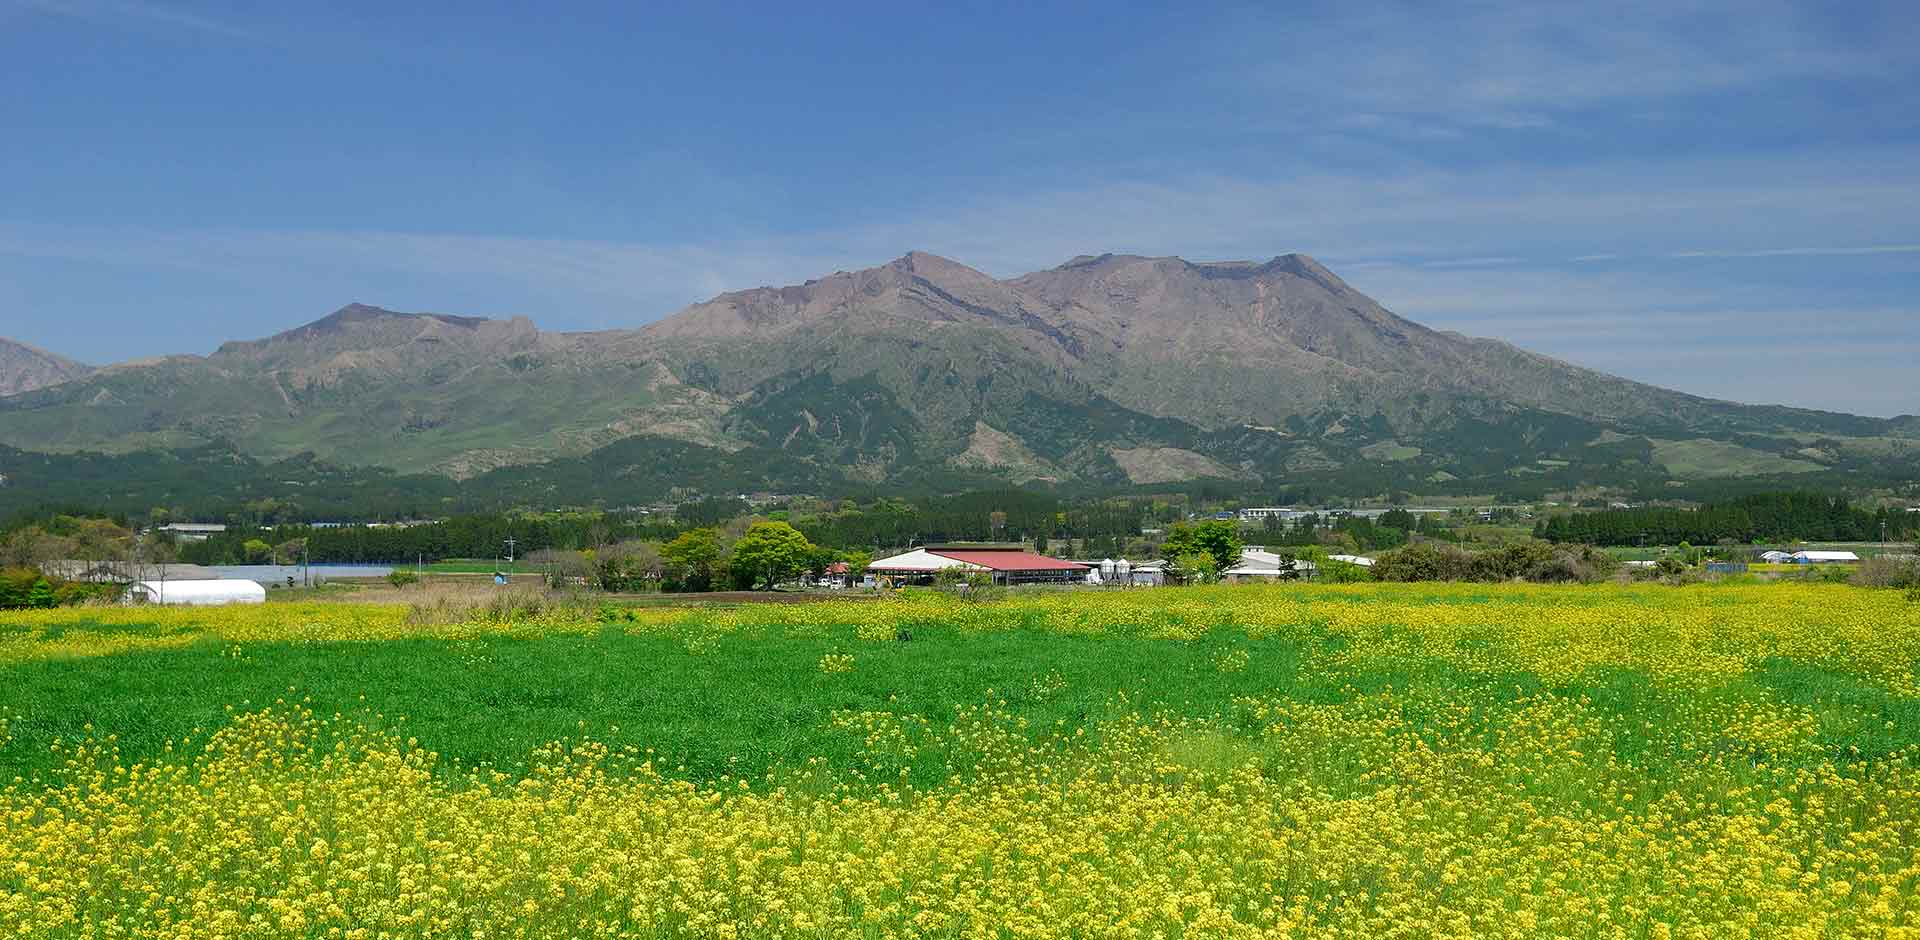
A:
503 536 518 565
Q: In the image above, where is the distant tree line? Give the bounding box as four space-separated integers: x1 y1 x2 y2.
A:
793 491 1150 552
0 514 164 608
1370 542 1622 584
1535 492 1919 546
1245 509 1440 552
176 512 664 566
163 491 1160 567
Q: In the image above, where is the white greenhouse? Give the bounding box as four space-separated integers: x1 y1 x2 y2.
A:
123 579 266 606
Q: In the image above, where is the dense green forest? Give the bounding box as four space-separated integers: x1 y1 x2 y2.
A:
1535 492 1920 546
7 433 1918 527
150 492 1177 565
0 444 465 521
162 499 1449 566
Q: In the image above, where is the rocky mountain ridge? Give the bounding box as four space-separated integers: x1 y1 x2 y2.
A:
0 338 92 397
2 252 1912 494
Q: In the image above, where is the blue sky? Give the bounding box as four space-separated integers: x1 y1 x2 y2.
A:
2 0 1916 416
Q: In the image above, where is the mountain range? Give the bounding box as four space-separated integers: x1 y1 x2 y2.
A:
2 252 1916 502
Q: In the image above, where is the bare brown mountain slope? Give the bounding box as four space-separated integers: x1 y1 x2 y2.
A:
1009 253 1735 431
0 338 92 397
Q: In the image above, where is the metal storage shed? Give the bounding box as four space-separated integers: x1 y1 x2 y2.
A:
123 579 266 606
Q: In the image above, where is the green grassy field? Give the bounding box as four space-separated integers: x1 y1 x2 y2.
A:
421 557 537 574
0 618 1314 787
0 594 1912 789
3 584 1918 938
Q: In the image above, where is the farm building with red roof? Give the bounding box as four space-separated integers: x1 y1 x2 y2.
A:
867 545 1088 586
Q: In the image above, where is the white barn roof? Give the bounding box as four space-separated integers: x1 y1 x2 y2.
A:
1328 554 1376 567
1792 551 1860 563
1222 565 1290 577
867 549 988 573
1230 549 1319 573
124 579 266 606
1235 549 1287 570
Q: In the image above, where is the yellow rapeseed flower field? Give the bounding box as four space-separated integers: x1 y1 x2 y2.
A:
2 582 1918 939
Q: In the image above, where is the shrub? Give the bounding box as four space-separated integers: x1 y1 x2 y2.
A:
1317 559 1373 583
1374 542 1617 585
595 603 637 623
1173 552 1220 585
1372 544 1474 583
934 568 1002 601
386 571 421 589
1620 564 1659 583
1526 554 1586 583
52 581 116 606
1469 543 1559 581
0 567 59 610
1852 555 1920 589
1812 564 1856 584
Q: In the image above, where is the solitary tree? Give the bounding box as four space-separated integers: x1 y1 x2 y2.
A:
661 528 726 592
1162 521 1242 573
728 521 815 590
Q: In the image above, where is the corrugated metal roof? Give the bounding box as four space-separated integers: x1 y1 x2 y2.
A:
927 549 1087 571
868 549 987 572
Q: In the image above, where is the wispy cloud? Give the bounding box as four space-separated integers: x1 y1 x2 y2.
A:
1421 257 1523 268
6 149 1918 321
1666 244 1920 259
1210 0 1914 134
13 0 254 38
